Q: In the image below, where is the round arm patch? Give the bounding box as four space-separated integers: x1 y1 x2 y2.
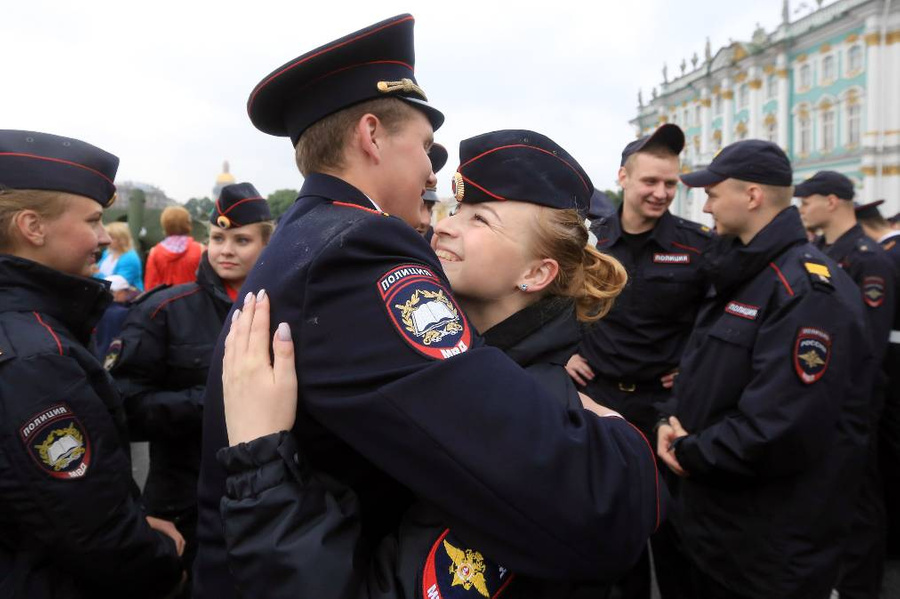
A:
793 327 831 384
378 264 472 360
19 403 91 480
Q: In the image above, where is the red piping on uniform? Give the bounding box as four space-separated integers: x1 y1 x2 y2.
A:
0 153 113 185
624 420 662 532
297 60 415 95
459 144 591 193
769 262 794 296
217 196 265 216
33 312 62 355
671 241 701 255
248 16 414 109
461 175 508 201
332 201 380 214
151 287 203 319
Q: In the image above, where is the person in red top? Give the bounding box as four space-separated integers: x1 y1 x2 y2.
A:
144 205 204 289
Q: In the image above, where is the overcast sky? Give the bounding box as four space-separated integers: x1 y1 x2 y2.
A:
3 0 807 202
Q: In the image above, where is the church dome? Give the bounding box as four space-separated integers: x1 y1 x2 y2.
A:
216 160 236 185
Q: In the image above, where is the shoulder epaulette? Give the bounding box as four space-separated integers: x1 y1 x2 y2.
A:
128 284 172 306
855 237 873 253
676 218 713 238
799 254 834 291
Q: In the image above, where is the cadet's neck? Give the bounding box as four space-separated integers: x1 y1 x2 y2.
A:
822 213 857 245
620 202 658 235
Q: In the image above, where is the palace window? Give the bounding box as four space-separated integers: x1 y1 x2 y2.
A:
821 109 835 153
799 64 811 90
847 45 863 74
847 103 861 146
822 55 835 83
798 112 811 155
765 115 778 143
766 73 777 100
738 84 749 109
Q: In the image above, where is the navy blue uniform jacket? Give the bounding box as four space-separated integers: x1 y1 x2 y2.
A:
193 174 661 598
665 207 873 599
0 255 182 598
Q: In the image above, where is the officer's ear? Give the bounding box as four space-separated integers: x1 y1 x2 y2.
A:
356 113 384 164
745 183 764 212
825 194 843 212
12 209 48 248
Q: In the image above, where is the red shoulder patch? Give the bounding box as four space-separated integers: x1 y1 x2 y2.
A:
862 276 886 308
378 265 472 360
421 529 515 599
19 404 91 480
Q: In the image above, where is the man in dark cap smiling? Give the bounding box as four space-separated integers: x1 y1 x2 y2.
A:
796 171 895 598
655 140 872 599
194 14 660 599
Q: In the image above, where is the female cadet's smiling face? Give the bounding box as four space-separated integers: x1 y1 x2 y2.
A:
41 193 111 277
431 201 539 304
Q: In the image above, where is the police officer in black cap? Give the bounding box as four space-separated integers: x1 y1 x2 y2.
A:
566 124 713 599
0 130 183 597
417 142 447 240
795 171 894 599
194 14 660 599
109 182 273 591
658 140 872 599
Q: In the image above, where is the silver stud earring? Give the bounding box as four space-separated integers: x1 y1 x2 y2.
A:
520 284 528 291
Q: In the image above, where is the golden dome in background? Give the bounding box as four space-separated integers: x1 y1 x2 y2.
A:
216 160 236 185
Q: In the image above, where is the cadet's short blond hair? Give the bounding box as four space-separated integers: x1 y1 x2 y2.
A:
0 188 69 252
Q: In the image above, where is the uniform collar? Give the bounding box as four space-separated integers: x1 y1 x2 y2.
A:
481 297 578 368
879 230 900 244
593 208 677 248
298 172 382 212
705 206 807 295
826 223 865 260
0 254 111 343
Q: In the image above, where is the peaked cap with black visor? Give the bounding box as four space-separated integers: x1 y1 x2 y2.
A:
423 142 448 204
211 182 272 230
451 130 594 217
247 14 444 146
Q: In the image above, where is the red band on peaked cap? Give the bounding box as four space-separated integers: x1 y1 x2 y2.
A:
247 14 443 145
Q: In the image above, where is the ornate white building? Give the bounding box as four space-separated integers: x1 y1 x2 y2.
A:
632 0 900 224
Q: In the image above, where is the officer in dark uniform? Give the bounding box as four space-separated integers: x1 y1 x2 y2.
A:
0 130 183 598
216 128 657 599
193 14 661 599
109 182 272 590
856 199 900 556
658 140 872 599
795 171 894 599
567 124 712 599
418 142 446 241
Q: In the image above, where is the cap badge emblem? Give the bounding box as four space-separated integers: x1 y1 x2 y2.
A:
452 172 465 202
377 78 427 101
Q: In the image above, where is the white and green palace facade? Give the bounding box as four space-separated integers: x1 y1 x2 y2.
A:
632 0 900 224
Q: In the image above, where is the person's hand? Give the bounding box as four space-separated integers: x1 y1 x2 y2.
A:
223 290 298 446
660 369 679 389
566 353 595 387
146 516 185 557
578 392 622 418
656 416 689 477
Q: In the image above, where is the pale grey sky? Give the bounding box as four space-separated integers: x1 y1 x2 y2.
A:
2 0 806 201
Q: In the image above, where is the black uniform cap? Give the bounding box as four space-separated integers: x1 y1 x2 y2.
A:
793 170 855 201
211 182 272 230
452 129 594 216
854 199 885 220
681 140 792 188
620 124 685 167
422 143 448 204
247 14 444 146
0 129 119 207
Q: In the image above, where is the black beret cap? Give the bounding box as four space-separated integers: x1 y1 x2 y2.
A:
681 140 792 188
247 14 444 146
621 124 685 167
0 129 119 207
452 129 593 215
854 199 884 220
211 182 272 229
793 170 855 200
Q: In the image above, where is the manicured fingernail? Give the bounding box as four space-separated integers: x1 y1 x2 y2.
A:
257 289 266 302
276 322 291 341
232 309 241 323
244 292 254 305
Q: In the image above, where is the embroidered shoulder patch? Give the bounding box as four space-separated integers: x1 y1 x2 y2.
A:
862 276 886 307
422 529 514 599
19 403 91 480
104 339 123 371
793 327 831 385
653 253 691 264
378 265 472 360
725 301 759 320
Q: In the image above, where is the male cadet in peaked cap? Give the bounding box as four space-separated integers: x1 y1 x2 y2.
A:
655 140 872 599
0 130 184 598
567 123 712 599
193 14 660 599
418 142 447 240
856 199 900 559
795 170 895 598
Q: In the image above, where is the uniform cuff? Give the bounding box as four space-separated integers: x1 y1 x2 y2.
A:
217 431 306 500
672 435 709 478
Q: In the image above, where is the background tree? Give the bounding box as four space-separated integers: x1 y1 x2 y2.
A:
267 189 299 220
185 196 214 221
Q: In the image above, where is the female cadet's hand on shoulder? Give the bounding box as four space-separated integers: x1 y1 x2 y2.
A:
222 290 298 446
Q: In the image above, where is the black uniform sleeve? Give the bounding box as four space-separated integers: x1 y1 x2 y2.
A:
112 300 204 440
298 216 661 581
0 352 182 596
852 249 895 365
673 289 859 481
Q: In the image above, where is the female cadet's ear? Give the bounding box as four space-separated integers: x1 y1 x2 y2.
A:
13 210 46 247
521 258 560 293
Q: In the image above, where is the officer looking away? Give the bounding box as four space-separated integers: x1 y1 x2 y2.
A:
658 140 872 599
193 14 660 599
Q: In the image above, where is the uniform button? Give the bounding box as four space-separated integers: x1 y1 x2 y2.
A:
293 453 300 465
